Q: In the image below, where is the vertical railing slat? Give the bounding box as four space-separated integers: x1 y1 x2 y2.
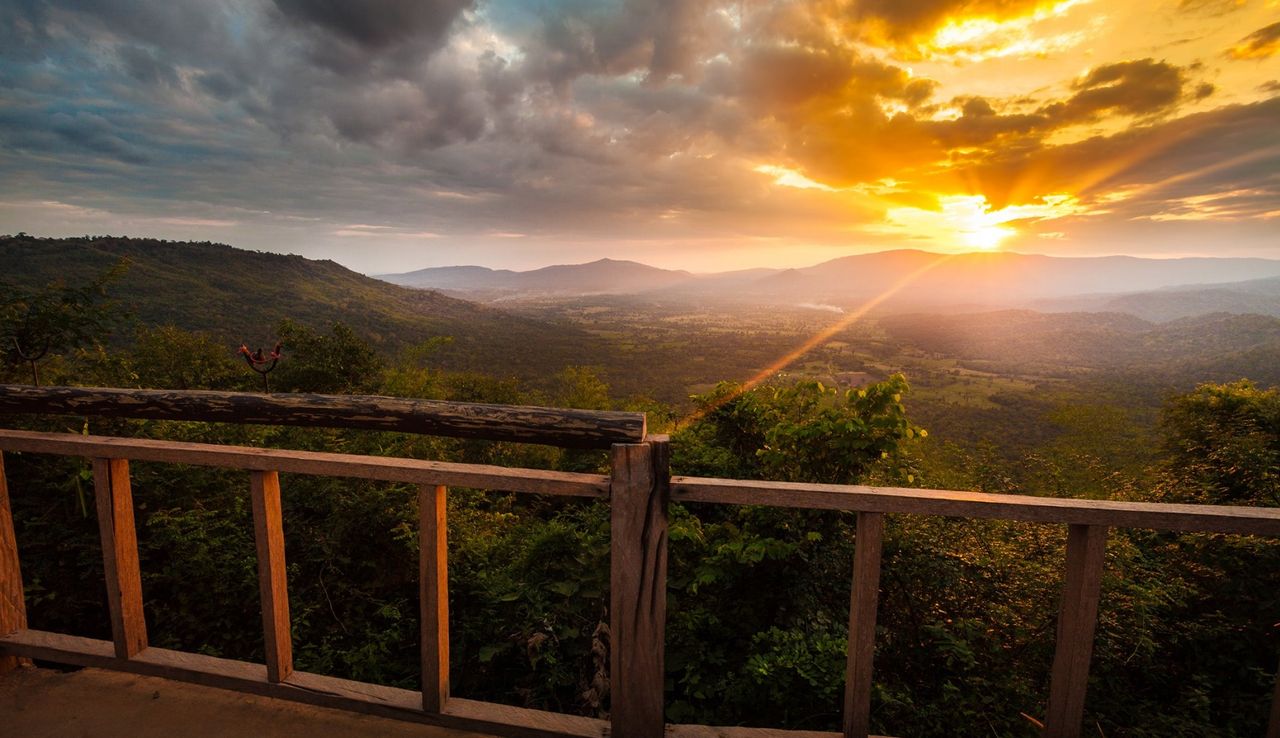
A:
419 483 449 712
1268 663 1280 738
250 470 292 683
1043 524 1108 738
93 458 147 659
610 437 669 738
843 511 885 738
0 451 30 674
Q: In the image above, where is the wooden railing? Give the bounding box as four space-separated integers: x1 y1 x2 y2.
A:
0 386 1279 738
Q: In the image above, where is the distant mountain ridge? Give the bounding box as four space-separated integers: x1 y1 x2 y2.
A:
382 257 695 296
381 250 1280 313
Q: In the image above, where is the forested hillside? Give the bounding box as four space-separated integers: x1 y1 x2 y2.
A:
0 235 601 382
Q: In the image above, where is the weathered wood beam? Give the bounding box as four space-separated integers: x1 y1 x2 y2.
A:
0 451 29 674
250 471 292 683
0 385 646 449
93 458 148 659
609 437 669 738
1042 524 1108 738
420 483 449 713
843 512 884 738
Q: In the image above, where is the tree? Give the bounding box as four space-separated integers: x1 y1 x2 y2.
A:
1161 380 1280 506
132 325 244 391
674 374 924 484
270 319 384 394
0 259 128 384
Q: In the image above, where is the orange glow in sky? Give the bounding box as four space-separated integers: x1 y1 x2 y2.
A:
0 0 1277 271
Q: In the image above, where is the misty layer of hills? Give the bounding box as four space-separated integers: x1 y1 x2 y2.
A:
6 236 1280 400
381 250 1280 320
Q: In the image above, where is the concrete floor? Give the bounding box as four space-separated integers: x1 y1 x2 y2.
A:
0 666 489 738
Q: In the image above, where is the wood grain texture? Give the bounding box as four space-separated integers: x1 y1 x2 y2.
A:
93 458 147 659
0 629 606 738
843 512 884 738
419 484 449 712
0 430 608 498
0 451 29 673
672 477 1280 536
609 440 668 738
0 384 645 448
1042 525 1108 738
250 471 292 683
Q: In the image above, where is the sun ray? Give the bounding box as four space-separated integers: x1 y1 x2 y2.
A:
679 252 958 427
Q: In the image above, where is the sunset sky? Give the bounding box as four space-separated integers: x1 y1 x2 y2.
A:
1 0 1277 272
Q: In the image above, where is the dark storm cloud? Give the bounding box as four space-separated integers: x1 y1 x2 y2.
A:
511 0 732 90
271 0 473 50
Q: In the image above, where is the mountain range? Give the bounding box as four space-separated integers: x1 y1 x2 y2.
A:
381 250 1280 319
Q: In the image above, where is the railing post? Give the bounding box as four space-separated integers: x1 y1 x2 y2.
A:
843 511 885 738
250 470 293 682
1 451 30 674
1268 662 1280 738
1043 524 1108 738
610 435 669 738
419 483 449 712
93 458 147 658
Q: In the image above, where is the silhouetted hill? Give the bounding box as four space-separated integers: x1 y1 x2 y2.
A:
0 235 601 379
382 249 1280 310
382 258 695 296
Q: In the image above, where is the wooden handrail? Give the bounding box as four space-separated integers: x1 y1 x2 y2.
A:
0 385 646 449
671 477 1280 536
0 430 608 497
0 428 1277 738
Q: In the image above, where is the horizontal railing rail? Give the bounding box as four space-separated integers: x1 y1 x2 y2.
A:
0 385 647 448
1 414 1278 738
0 430 609 497
671 476 1280 535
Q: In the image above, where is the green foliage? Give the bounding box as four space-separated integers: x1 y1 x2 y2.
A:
0 258 128 383
132 325 245 390
272 319 385 394
675 374 923 484
1161 380 1280 505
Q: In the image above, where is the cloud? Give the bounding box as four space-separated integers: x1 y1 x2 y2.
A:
0 0 1275 269
1227 22 1280 60
1043 59 1189 121
851 0 1046 44
1176 0 1247 16
935 97 1280 214
271 0 473 51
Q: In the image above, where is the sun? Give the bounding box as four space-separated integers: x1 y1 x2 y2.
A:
961 222 1015 250
880 193 1083 252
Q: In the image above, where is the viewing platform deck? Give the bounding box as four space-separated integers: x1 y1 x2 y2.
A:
1 665 484 738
